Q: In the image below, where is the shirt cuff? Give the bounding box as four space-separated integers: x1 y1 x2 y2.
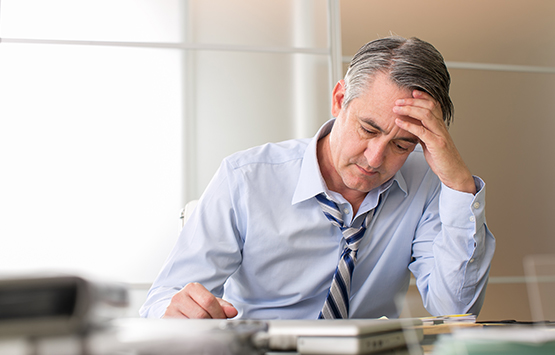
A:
439 176 486 230
139 294 173 318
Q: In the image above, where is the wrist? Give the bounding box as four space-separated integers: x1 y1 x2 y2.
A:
446 174 477 195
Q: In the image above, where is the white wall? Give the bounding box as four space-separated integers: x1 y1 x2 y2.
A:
184 0 333 199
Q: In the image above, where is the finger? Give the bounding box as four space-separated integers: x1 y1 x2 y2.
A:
163 290 212 318
393 106 444 136
395 97 435 112
395 97 440 117
393 104 431 121
412 89 433 101
410 90 439 110
394 89 435 107
163 306 187 318
393 100 445 133
395 90 442 120
218 298 239 318
395 117 431 143
164 282 228 319
186 283 229 319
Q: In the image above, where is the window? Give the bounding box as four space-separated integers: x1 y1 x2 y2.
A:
0 0 184 284
0 0 341 314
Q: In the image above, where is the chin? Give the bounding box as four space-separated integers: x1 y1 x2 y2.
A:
344 179 378 194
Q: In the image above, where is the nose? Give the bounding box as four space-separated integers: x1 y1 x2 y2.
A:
364 140 387 169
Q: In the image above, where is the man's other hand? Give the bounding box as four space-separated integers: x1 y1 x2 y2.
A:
163 282 238 319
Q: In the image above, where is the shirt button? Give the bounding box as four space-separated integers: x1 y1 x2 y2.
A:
343 208 350 214
473 202 480 209
469 216 475 222
469 258 475 263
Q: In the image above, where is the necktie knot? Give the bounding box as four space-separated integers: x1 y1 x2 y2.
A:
315 194 367 252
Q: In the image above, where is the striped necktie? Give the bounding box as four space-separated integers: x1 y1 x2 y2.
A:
316 193 369 319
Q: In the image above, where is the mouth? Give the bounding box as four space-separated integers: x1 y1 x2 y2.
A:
356 164 378 176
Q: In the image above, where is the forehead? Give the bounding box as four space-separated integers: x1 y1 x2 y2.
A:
357 72 413 108
347 74 417 139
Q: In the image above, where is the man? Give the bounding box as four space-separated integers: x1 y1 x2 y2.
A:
140 36 495 320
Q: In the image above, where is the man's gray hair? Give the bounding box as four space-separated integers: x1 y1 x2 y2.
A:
343 36 454 126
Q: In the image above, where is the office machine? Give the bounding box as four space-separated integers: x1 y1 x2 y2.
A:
0 274 128 337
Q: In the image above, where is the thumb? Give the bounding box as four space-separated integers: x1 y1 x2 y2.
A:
217 298 238 318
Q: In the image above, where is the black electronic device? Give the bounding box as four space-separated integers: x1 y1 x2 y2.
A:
0 274 128 337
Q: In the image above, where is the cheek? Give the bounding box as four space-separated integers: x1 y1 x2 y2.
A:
341 140 368 163
331 129 355 159
385 154 409 172
331 122 368 164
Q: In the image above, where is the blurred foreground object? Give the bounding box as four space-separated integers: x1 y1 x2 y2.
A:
0 274 128 337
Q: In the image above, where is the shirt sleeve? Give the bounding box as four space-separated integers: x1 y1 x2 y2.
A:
409 176 496 316
139 160 244 318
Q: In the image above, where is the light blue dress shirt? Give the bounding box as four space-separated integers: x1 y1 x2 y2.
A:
140 119 495 319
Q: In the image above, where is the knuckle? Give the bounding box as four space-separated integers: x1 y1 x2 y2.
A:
171 288 187 303
183 282 201 294
196 291 216 309
170 292 180 303
189 308 212 319
163 307 181 318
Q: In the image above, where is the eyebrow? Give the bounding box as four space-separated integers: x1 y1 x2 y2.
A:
361 118 419 145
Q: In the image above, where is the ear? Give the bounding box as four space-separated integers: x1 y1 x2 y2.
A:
331 80 346 117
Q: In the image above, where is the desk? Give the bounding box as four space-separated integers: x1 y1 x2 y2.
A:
2 319 554 355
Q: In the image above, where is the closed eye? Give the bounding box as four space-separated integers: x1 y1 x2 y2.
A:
393 141 416 153
360 125 378 136
395 144 409 151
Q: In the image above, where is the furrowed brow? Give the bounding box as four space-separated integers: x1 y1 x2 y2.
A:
361 118 419 145
396 136 419 145
361 118 385 133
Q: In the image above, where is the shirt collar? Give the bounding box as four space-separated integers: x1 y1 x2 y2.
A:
291 119 333 205
291 118 409 207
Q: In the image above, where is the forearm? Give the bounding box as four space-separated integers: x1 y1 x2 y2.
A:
410 177 496 316
140 162 243 318
424 223 494 315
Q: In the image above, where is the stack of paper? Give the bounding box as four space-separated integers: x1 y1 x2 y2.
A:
432 326 555 354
